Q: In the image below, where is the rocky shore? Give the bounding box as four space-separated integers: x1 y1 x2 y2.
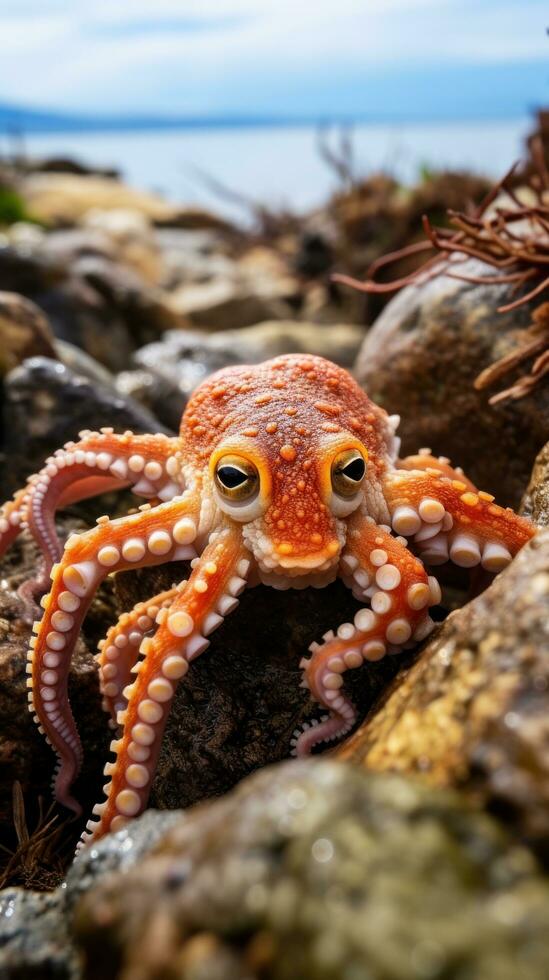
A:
0 158 548 979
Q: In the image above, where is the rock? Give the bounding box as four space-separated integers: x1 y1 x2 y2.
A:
68 254 183 351
2 357 171 494
73 761 549 980
355 260 549 508
0 520 113 842
337 529 549 857
0 291 56 375
82 209 164 285
522 441 549 527
155 228 237 289
0 238 181 373
113 565 405 815
168 277 294 330
0 887 78 979
64 809 182 915
18 173 180 227
125 321 366 429
53 339 116 387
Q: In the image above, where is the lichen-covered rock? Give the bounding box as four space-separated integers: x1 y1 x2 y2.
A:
2 357 170 494
354 260 549 508
522 441 549 527
0 887 78 979
0 291 56 375
73 761 549 980
337 530 549 855
114 565 405 814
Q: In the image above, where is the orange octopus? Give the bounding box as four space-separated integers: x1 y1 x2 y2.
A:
0 354 535 848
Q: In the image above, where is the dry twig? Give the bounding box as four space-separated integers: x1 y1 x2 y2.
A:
333 141 549 402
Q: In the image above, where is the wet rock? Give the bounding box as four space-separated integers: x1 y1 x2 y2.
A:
2 357 170 494
355 260 549 508
64 809 182 915
337 529 549 857
124 321 366 429
0 291 56 375
0 520 113 841
73 761 549 980
521 441 549 527
113 566 403 814
0 887 77 979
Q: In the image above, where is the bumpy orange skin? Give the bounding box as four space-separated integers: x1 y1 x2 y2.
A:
0 354 535 848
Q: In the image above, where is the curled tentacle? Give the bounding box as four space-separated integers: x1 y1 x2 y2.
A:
28 491 201 814
24 429 182 596
97 587 181 726
79 525 251 848
384 468 534 570
296 514 438 756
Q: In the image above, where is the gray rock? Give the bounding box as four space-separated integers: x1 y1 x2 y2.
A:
0 887 78 979
2 357 171 494
355 259 549 508
73 761 549 980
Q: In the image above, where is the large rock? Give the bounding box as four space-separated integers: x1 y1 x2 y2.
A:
2 357 170 494
0 291 56 375
355 260 549 508
337 529 549 855
73 761 549 980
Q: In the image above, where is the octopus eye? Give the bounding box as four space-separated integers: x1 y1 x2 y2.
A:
331 449 366 497
214 455 259 501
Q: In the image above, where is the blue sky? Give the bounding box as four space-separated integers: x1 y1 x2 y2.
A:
0 0 547 120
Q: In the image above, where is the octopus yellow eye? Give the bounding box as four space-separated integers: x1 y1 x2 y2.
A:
214 455 259 501
331 449 366 497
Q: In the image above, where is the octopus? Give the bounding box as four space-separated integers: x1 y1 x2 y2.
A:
0 354 535 849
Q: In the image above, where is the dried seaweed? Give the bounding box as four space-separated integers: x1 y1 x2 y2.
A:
0 782 72 890
333 140 549 403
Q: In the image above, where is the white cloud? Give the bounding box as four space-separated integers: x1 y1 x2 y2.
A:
0 0 546 112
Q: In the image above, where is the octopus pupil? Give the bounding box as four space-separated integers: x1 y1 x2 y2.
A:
342 458 365 481
218 466 248 488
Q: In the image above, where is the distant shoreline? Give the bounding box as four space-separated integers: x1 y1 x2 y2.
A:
0 105 533 138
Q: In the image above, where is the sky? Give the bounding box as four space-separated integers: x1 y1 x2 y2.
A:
0 0 547 121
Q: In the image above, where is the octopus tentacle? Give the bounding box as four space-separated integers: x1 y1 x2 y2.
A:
23 429 182 597
28 491 201 814
296 515 438 756
397 448 477 491
97 587 181 727
0 486 29 560
384 468 534 570
79 525 251 848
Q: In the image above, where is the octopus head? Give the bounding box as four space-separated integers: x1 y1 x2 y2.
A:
208 431 369 582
